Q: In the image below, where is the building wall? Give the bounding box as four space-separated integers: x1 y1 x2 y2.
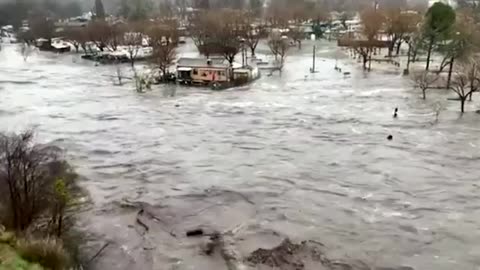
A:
191 67 229 82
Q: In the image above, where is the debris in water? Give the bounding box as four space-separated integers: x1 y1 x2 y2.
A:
387 135 393 141
186 228 204 237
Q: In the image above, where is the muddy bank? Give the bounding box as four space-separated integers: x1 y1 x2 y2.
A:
81 190 414 270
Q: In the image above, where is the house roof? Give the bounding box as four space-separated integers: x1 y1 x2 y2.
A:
177 57 230 69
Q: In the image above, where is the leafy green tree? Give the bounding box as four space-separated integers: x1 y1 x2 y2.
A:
423 2 456 70
437 12 479 88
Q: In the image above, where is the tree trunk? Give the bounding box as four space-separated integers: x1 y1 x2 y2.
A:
422 88 426 99
396 41 401 55
461 97 466 113
362 55 368 70
388 41 394 57
250 47 255 57
469 92 473 101
446 57 454 89
368 50 372 71
426 38 434 71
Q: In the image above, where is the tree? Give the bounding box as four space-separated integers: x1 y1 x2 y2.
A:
436 11 480 88
268 34 289 72
195 0 210 9
404 28 424 75
29 16 56 46
360 8 385 41
348 8 386 71
148 20 179 81
383 8 420 57
64 27 90 53
189 10 245 64
423 2 456 71
123 23 144 67
95 0 106 19
243 15 265 57
450 61 480 113
289 27 304 49
266 1 289 28
129 0 152 21
0 131 77 233
413 71 438 99
249 0 263 17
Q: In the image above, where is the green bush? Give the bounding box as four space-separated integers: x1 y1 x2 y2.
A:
17 237 69 270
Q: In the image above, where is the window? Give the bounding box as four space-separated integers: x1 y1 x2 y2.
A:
219 71 225 77
193 69 198 75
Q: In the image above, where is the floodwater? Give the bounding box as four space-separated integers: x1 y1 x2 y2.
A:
1 40 480 270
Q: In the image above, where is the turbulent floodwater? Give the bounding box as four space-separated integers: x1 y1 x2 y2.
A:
2 40 480 270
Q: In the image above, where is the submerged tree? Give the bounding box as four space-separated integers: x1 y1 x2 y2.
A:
148 20 179 80
450 61 480 113
268 34 289 73
414 71 438 99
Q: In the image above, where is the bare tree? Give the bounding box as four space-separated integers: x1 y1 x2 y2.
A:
189 10 245 65
29 16 56 48
268 35 289 73
383 9 420 57
450 61 480 113
87 21 125 52
123 22 144 67
413 71 438 99
148 20 179 81
64 27 90 53
243 13 265 57
0 131 77 233
353 8 386 71
289 26 304 49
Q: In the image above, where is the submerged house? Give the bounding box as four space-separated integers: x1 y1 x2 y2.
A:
176 57 260 87
176 58 232 85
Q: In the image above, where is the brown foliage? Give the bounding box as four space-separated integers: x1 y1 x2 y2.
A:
360 8 385 41
189 10 245 64
17 237 69 270
148 20 179 78
268 35 289 71
123 22 146 67
242 14 266 57
86 21 125 51
383 9 421 56
63 27 90 53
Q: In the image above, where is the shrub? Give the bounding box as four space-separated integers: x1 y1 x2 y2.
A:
0 130 78 234
17 237 69 270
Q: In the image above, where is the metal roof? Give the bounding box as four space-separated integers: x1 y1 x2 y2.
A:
177 57 229 68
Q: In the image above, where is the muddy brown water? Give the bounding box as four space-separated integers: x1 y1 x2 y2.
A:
1 41 480 270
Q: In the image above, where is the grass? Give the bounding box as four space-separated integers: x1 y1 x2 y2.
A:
0 243 43 270
16 238 69 270
0 231 69 270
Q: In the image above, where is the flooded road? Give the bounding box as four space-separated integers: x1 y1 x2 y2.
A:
1 41 480 269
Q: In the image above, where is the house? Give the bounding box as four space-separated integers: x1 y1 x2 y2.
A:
176 57 232 85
